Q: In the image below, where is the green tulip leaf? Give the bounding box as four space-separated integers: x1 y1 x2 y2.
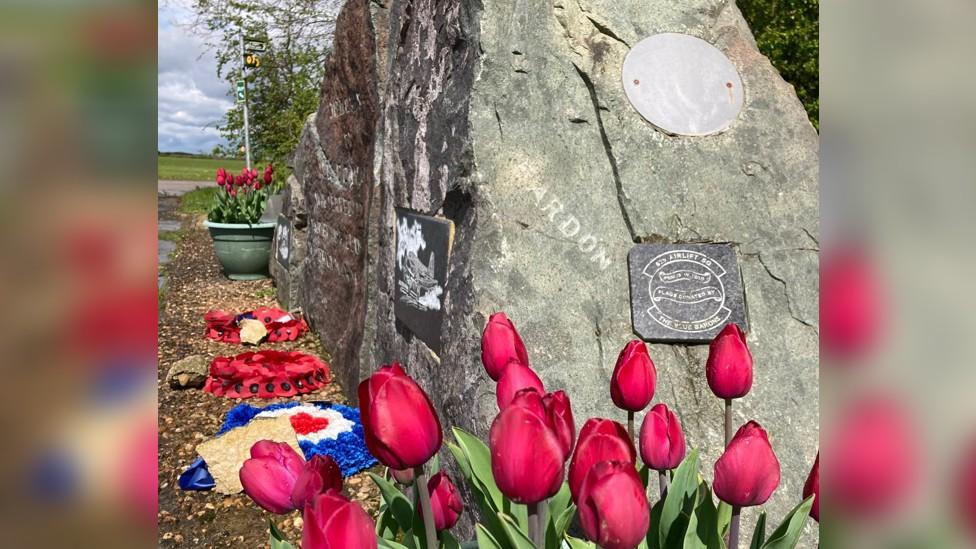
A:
716 501 733 539
378 539 411 549
647 496 666 549
440 531 462 549
761 496 814 549
498 512 536 549
546 503 577 549
369 472 415 533
477 523 507 549
548 482 572 529
268 520 296 549
446 442 474 483
684 483 724 549
565 535 597 549
659 449 700 549
453 427 504 511
639 464 651 489
750 511 767 549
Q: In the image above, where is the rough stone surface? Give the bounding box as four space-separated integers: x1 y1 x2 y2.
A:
238 318 268 345
195 416 301 495
271 172 308 309
165 355 210 389
293 0 818 543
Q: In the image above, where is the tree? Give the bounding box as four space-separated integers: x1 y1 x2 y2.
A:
185 0 344 172
739 0 819 128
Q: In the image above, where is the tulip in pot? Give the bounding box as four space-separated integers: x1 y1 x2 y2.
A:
205 165 276 280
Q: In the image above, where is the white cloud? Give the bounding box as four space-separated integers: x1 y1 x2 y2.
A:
157 3 232 153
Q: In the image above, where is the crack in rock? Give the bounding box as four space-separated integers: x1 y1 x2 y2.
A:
750 252 818 332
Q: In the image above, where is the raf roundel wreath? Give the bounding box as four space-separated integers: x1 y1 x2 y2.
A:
218 401 378 477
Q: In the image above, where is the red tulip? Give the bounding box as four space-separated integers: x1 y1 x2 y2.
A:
803 452 819 522
568 418 636 501
610 340 656 412
713 421 781 507
229 188 237 198
358 363 442 470
496 360 544 409
239 440 304 514
391 468 415 486
489 389 565 503
820 246 883 359
426 471 463 531
303 490 377 549
826 396 916 517
291 455 343 509
577 461 649 549
264 170 273 185
639 403 686 471
481 312 529 381
705 323 753 400
957 440 976 539
543 390 576 459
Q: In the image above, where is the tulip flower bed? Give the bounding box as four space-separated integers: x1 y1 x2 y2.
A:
209 165 275 224
238 313 818 548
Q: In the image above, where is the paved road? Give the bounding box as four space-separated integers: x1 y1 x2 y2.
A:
158 179 217 196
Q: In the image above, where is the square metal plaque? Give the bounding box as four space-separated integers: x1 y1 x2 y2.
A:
628 244 748 343
274 214 291 269
394 209 455 354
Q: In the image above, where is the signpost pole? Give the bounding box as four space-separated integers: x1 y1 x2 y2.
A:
239 34 252 170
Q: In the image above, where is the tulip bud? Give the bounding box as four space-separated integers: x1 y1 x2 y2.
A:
496 360 544 410
216 174 225 185
568 418 636 501
425 471 463 531
239 440 304 514
391 468 415 486
639 403 686 471
543 390 576 459
713 421 781 507
803 452 819 522
957 441 976 540
481 312 529 381
489 389 566 504
290 454 343 509
303 490 377 549
705 323 753 400
821 246 883 359
358 363 442 470
264 171 273 185
577 461 649 549
610 340 656 412
230 188 237 198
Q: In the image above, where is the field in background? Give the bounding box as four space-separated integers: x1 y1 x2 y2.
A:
158 153 246 181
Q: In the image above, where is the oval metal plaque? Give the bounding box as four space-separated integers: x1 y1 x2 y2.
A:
622 33 743 136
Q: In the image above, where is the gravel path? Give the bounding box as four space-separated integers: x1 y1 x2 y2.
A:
157 210 381 547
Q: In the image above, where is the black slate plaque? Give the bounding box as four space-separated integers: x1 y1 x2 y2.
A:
628 244 748 342
394 209 455 353
274 214 291 269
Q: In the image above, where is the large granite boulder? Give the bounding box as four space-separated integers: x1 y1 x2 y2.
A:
292 0 818 542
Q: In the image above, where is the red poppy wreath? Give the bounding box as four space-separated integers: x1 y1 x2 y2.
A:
203 350 330 399
204 307 308 344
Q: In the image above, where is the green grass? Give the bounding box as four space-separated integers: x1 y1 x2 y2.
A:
158 229 184 242
158 153 246 181
179 186 220 215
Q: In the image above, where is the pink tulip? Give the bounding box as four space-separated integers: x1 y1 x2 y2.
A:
239 440 304 514
358 363 442 470
489 389 566 504
291 455 343 509
577 461 649 549
706 323 753 400
496 360 544 409
481 312 530 381
543 390 576 459
713 421 781 507
821 246 883 359
639 403 686 471
303 490 377 549
568 418 636 501
803 452 819 522
610 340 656 412
426 471 463 531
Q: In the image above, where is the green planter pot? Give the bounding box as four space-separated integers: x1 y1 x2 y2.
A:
204 221 276 280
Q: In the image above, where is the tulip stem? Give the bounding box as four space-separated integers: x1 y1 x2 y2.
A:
414 466 438 549
658 470 669 500
627 410 636 443
528 501 547 548
728 505 741 549
724 399 733 447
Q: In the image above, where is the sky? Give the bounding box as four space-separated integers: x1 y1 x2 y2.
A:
157 1 231 154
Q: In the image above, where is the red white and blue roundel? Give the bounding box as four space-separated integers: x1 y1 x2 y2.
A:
218 401 377 477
